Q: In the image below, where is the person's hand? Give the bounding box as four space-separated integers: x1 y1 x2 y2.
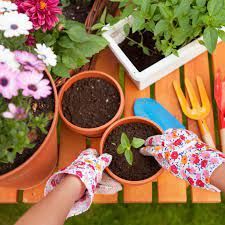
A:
140 129 225 192
44 149 112 217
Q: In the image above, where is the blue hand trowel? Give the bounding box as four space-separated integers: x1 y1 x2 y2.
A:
134 98 185 131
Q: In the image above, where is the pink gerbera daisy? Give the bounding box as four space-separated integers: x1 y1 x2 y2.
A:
15 0 62 32
14 50 45 72
18 71 52 99
0 64 19 99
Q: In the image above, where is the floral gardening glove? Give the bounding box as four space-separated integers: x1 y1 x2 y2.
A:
44 149 119 218
140 129 225 192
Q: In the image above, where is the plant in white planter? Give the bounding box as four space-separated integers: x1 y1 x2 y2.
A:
103 0 225 90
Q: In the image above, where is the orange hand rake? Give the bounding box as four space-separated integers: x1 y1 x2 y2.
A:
173 77 215 148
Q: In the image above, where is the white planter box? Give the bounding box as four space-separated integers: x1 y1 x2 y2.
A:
103 17 223 90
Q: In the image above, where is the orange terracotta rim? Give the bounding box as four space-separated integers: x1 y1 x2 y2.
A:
58 70 125 136
0 69 59 180
100 116 164 185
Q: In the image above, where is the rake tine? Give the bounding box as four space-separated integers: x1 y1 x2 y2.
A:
196 76 211 115
184 78 200 108
173 80 191 116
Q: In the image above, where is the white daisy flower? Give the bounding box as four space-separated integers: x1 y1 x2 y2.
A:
0 11 33 38
34 43 57 67
0 1 17 13
0 45 20 70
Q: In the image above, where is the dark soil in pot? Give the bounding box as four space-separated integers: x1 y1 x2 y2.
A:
104 122 161 181
0 75 55 175
119 31 164 72
62 0 94 23
62 78 120 128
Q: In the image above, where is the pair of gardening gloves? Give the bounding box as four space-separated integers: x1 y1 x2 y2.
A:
45 129 225 218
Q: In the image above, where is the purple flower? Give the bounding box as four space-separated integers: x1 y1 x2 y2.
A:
0 64 19 99
18 71 52 99
14 50 45 73
2 103 27 120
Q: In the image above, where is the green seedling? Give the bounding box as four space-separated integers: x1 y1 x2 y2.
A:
117 132 145 166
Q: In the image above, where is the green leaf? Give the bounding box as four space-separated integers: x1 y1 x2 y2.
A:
123 24 131 36
207 0 224 16
57 36 75 49
62 55 76 68
131 11 145 33
125 149 133 165
65 26 90 43
203 27 218 54
154 20 169 36
91 23 104 31
196 0 206 7
142 46 150 56
52 63 70 78
73 35 108 58
158 3 173 19
174 0 190 17
218 30 225 42
131 137 145 148
100 7 107 23
121 133 130 149
117 144 125 154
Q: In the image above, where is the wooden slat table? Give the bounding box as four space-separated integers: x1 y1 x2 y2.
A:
1 42 225 204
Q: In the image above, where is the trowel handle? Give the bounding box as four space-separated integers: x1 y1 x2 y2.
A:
198 119 216 148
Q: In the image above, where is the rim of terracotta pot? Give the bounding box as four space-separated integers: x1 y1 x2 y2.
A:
0 69 59 180
100 116 164 185
58 70 125 135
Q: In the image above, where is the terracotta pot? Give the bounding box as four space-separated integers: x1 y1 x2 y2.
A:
0 70 58 189
100 116 164 185
59 70 125 137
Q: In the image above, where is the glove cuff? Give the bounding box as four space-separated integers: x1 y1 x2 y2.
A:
44 168 95 218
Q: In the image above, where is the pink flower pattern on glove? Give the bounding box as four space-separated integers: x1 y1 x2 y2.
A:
140 129 225 192
44 149 112 218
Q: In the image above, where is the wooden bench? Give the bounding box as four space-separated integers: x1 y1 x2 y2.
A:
1 42 225 204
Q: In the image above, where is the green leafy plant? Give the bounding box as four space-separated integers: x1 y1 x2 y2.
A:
110 0 225 56
35 17 108 78
117 132 145 165
0 94 50 164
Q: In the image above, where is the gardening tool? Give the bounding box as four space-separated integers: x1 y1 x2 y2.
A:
173 76 215 148
214 70 225 152
134 98 185 131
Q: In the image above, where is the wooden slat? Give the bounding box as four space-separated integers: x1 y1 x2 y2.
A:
123 75 152 203
90 138 118 204
184 52 221 203
0 188 17 203
155 70 187 203
212 42 225 76
93 48 120 76
59 123 86 169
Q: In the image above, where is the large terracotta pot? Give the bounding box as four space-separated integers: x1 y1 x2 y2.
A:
0 70 58 189
100 117 164 185
59 70 125 137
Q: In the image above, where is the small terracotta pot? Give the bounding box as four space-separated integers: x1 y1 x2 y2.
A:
0 70 58 189
100 117 164 185
59 71 125 137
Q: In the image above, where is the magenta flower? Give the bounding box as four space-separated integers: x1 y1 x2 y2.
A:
25 34 36 46
15 0 62 32
18 71 52 99
14 50 45 73
2 103 27 120
0 64 18 99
